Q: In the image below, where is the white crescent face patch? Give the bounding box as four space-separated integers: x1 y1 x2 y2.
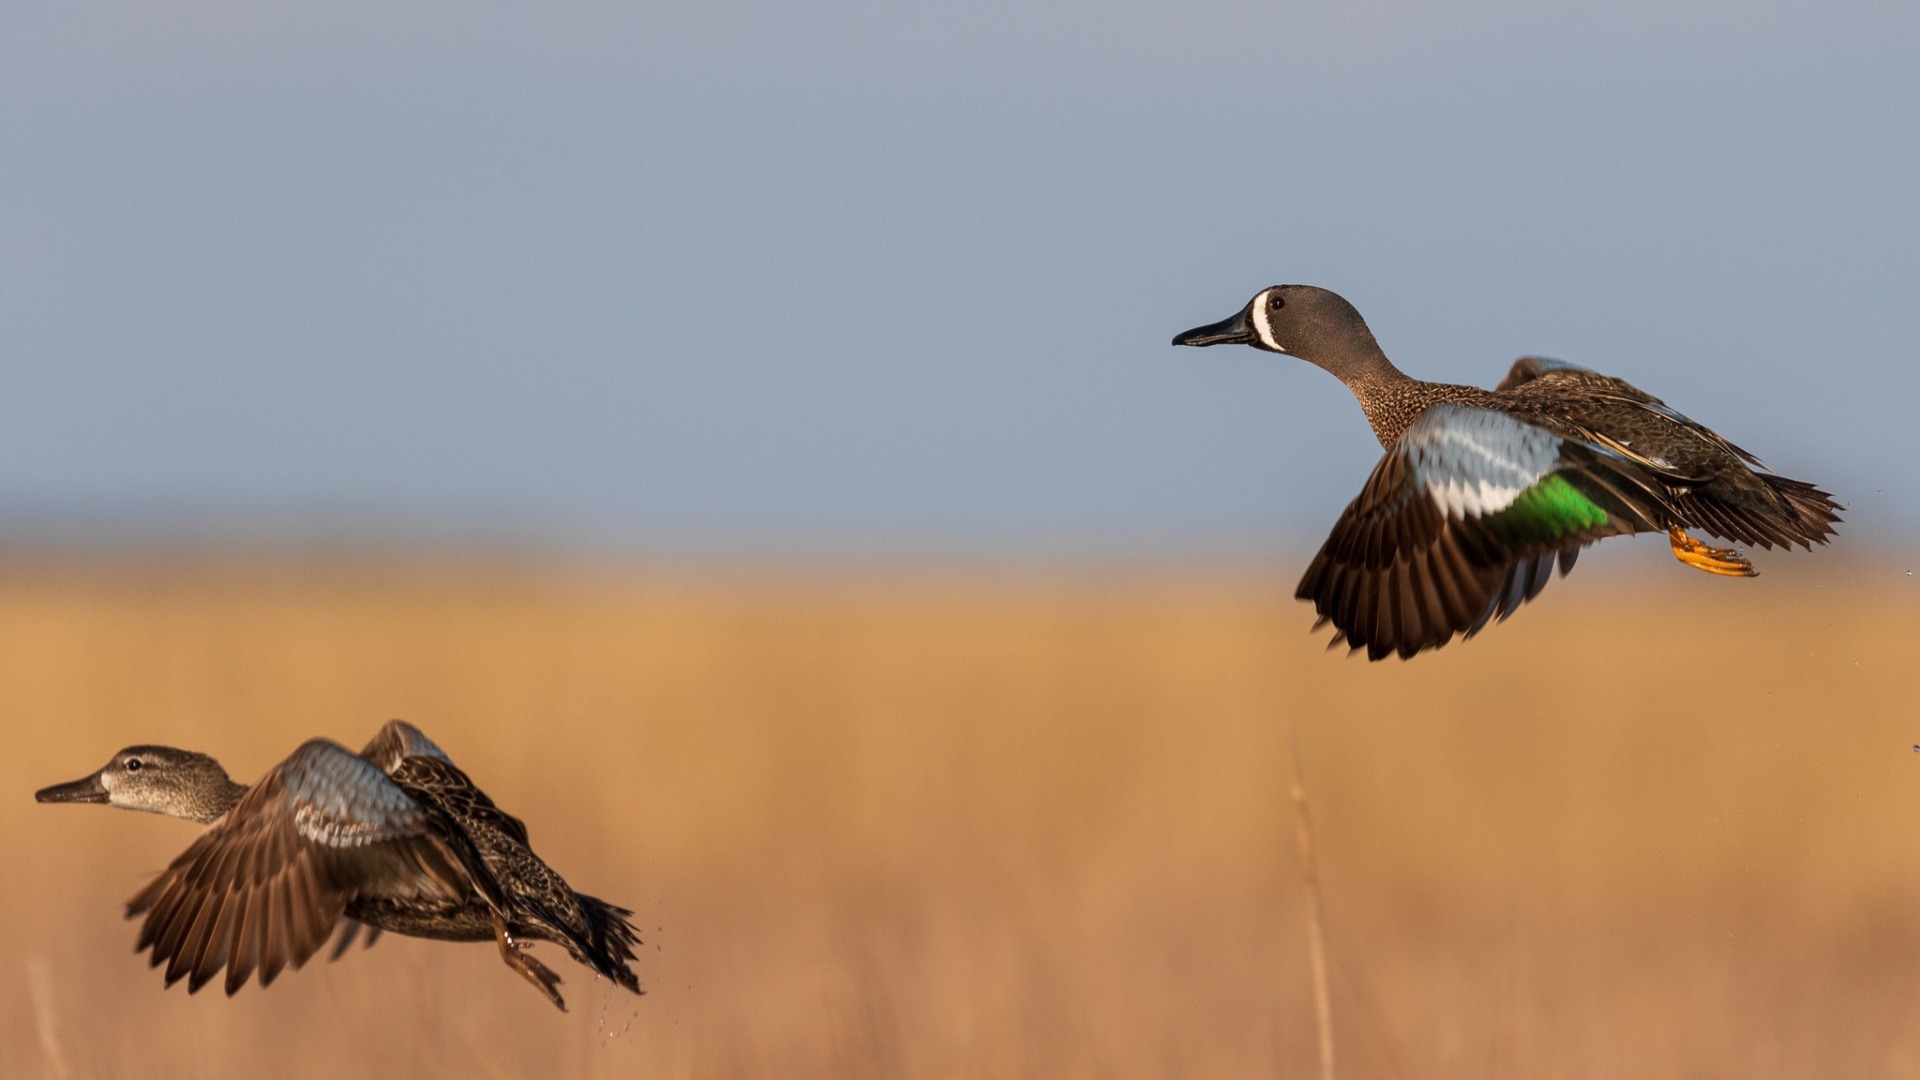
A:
1248 287 1287 352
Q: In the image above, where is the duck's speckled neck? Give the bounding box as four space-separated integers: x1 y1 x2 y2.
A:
178 778 250 824
1345 372 1490 449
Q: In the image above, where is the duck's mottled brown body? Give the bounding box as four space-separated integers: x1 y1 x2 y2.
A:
338 747 641 1003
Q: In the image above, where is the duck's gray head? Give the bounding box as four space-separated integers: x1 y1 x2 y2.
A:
1173 284 1396 384
35 746 243 824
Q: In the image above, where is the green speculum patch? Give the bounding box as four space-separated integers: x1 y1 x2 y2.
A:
1493 474 1610 541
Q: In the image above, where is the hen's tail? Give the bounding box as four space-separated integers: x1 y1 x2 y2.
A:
576 893 643 994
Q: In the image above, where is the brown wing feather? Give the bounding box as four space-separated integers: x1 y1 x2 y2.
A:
1297 448 1642 661
1296 452 1502 660
1498 359 1843 548
125 740 476 995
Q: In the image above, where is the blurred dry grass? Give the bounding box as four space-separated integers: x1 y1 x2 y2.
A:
1 550 1917 1078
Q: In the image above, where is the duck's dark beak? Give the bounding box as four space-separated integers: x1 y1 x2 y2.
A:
1172 306 1254 348
35 771 109 805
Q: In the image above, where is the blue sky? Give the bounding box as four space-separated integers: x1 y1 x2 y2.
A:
3 0 1915 553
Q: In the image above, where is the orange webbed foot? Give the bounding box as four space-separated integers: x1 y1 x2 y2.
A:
1668 527 1757 578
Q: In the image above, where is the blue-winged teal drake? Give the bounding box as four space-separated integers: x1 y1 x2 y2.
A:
34 720 641 1010
1174 285 1841 660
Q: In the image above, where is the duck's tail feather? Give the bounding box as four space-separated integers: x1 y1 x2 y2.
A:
576 893 643 994
1760 473 1843 548
1670 473 1842 550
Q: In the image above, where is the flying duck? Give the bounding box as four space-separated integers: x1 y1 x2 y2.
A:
34 720 641 1010
1173 284 1841 660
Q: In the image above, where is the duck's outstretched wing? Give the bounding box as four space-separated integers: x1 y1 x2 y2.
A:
1296 405 1666 660
125 740 480 996
1500 355 1786 476
1498 359 1842 546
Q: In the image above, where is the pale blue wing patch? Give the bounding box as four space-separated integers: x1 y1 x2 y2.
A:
1401 405 1561 519
280 740 431 848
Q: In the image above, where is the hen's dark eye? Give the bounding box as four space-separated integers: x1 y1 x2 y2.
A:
125 758 142 772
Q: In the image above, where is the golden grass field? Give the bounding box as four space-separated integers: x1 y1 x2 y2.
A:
1 549 1917 1079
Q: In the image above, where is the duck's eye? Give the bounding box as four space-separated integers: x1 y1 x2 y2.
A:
124 758 142 772
1267 295 1285 310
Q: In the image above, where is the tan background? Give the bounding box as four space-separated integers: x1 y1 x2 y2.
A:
3 552 1915 1078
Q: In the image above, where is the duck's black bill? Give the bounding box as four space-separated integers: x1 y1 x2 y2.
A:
35 773 108 804
1172 310 1253 348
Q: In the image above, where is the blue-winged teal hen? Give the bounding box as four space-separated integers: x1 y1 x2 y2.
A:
1174 285 1841 660
34 720 641 1010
